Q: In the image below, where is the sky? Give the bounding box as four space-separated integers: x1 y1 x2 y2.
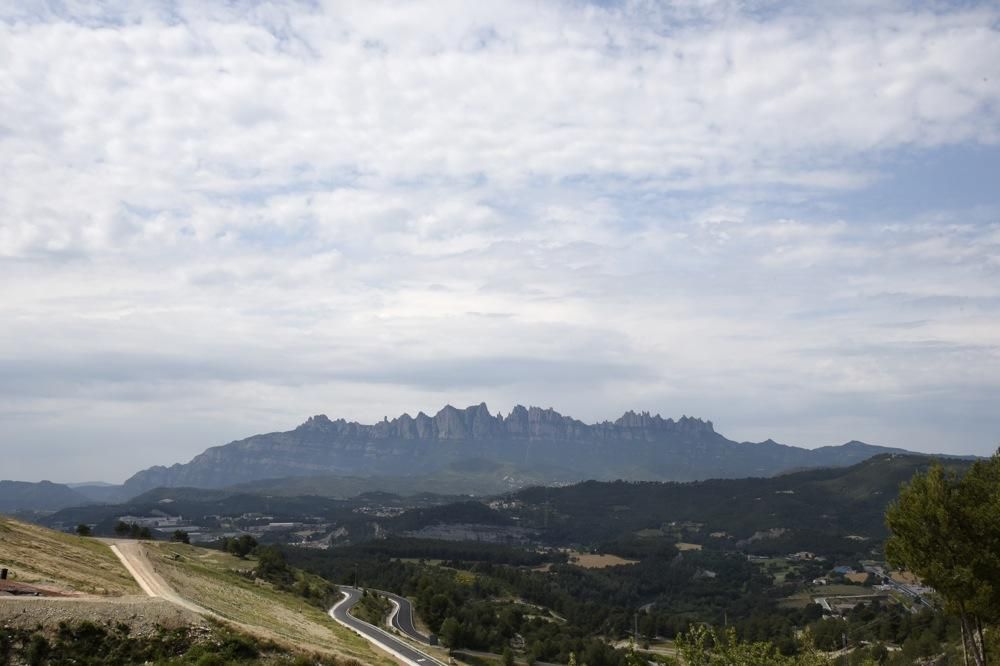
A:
2 1 999 483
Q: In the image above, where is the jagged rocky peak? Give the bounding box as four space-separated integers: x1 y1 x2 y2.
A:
433 404 469 439
504 404 530 435
430 402 504 439
120 399 910 495
677 414 715 433
615 410 668 428
469 402 502 437
613 410 715 433
286 403 715 441
299 414 334 429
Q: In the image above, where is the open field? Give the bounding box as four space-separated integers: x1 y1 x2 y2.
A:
141 541 395 665
0 516 139 595
567 551 639 568
891 571 921 585
675 542 703 551
779 584 869 608
754 557 794 583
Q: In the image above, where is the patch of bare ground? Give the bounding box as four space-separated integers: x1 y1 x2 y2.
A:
567 551 639 569
0 580 72 597
0 596 203 633
0 516 139 596
891 571 921 585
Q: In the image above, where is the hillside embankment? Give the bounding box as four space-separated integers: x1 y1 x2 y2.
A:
1 515 394 664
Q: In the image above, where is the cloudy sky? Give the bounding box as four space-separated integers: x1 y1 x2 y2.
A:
2 1 999 483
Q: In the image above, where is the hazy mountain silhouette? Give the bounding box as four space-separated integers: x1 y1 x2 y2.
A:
122 403 917 495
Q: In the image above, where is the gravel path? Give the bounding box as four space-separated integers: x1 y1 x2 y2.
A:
109 541 216 617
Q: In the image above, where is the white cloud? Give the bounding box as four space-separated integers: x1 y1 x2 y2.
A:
1 1 999 481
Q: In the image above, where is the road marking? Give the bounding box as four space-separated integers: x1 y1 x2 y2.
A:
328 588 447 666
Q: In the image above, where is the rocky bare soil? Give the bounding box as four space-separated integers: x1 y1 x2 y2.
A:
0 595 204 633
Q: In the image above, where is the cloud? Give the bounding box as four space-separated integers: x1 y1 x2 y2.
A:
1 1 999 481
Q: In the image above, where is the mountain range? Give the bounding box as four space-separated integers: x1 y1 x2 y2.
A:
121 402 916 496
0 480 92 512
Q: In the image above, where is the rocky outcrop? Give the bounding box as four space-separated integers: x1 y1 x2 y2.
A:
121 403 910 495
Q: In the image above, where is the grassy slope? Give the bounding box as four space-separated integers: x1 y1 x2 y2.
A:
142 541 395 665
0 515 393 663
0 515 139 595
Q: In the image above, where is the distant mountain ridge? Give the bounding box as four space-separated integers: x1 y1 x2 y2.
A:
0 480 91 513
122 403 917 495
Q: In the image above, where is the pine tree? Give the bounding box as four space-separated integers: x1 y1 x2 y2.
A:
885 451 1000 666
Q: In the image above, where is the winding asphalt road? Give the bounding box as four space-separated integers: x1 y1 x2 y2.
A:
380 589 431 644
329 587 445 666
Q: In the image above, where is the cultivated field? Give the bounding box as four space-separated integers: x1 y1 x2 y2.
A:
567 551 638 568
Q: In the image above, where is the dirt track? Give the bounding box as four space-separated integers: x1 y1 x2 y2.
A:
0 540 207 632
108 541 215 617
2 534 393 664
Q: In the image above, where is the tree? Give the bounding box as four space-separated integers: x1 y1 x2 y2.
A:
171 530 190 544
502 646 514 666
224 535 258 559
75 524 92 537
114 521 130 537
623 646 647 666
254 545 291 583
439 617 461 647
810 618 847 651
885 452 1000 666
676 625 837 666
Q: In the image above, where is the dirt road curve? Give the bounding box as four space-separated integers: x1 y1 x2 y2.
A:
108 541 214 617
104 541 394 664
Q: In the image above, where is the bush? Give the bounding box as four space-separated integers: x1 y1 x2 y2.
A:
27 634 49 666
